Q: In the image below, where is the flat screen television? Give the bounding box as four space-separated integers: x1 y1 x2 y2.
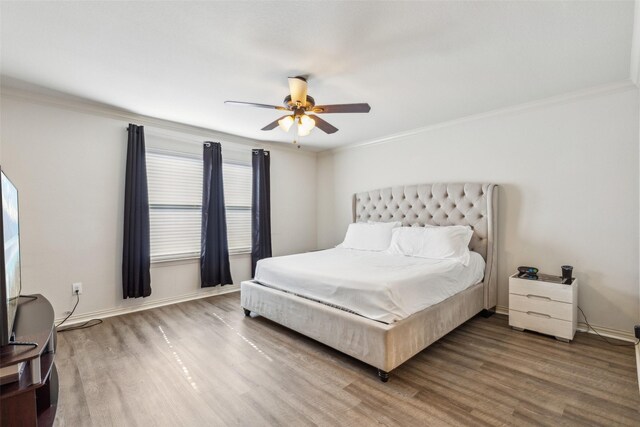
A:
0 167 21 346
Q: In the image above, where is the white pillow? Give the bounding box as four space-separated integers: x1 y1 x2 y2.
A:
338 221 400 251
386 225 473 265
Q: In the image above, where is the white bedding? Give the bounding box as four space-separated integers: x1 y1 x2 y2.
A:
254 248 486 324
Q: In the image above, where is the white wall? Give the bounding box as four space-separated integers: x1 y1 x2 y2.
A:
318 84 639 334
0 92 317 321
2 81 637 336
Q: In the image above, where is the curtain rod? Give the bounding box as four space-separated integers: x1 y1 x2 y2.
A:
127 126 282 160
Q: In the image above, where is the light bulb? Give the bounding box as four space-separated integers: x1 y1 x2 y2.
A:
278 115 294 132
300 114 315 130
297 125 311 137
297 115 315 137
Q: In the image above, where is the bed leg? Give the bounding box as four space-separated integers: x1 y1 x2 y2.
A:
377 369 390 383
243 308 251 317
480 309 495 318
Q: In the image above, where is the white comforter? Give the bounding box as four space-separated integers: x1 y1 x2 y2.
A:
254 248 485 324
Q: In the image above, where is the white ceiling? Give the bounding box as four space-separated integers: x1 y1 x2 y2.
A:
0 1 635 150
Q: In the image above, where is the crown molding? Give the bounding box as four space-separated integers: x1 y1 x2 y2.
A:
3 77 634 158
329 79 637 155
0 77 318 158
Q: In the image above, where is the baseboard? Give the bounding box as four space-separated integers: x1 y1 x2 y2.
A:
636 345 640 393
495 305 637 343
56 285 240 327
495 305 509 316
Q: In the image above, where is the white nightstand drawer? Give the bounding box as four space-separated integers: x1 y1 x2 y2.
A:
509 293 573 321
509 277 573 303
509 309 574 340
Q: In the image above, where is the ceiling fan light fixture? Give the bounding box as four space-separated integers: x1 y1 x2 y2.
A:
226 76 370 136
297 114 315 136
278 115 294 132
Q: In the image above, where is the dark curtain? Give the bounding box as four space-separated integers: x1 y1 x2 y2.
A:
122 124 151 299
201 142 233 287
251 149 272 276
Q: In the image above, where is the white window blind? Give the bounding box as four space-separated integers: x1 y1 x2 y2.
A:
223 161 252 254
146 149 252 262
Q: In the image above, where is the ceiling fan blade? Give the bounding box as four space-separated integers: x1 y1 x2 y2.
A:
225 101 287 111
312 103 371 114
288 76 308 107
309 115 338 134
261 115 289 131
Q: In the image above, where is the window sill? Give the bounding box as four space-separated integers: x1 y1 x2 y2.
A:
151 251 251 266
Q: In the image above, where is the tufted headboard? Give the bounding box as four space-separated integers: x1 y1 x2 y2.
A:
352 183 498 310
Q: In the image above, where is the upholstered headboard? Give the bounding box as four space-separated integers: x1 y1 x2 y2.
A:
352 183 498 310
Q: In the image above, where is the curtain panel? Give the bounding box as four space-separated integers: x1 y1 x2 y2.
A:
122 124 152 298
201 142 233 287
251 149 272 276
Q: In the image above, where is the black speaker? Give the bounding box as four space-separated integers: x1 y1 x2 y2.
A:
561 265 573 284
635 324 640 340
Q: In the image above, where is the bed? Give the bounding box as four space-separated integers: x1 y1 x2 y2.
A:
241 183 498 381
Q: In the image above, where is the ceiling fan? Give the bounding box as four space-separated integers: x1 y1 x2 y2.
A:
225 76 371 137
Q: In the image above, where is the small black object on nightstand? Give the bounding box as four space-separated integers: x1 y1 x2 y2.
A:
517 266 539 279
561 265 573 284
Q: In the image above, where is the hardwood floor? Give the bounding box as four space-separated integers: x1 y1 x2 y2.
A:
53 292 640 426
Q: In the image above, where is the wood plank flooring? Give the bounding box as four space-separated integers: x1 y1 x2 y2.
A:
53 292 640 426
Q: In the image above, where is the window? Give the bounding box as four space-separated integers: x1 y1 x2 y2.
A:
146 148 252 262
222 161 252 253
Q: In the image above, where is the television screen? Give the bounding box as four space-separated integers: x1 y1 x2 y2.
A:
1 169 20 345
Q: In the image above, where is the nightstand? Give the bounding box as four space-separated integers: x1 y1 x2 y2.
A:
508 272 578 342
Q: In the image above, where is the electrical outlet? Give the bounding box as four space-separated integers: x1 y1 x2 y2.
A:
72 282 83 295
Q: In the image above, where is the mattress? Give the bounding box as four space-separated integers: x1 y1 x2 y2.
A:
253 248 486 324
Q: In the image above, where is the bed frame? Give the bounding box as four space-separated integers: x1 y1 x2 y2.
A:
241 183 498 382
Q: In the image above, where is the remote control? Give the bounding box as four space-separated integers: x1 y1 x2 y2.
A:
518 266 539 275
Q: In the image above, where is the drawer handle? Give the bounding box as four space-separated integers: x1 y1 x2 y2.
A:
527 311 551 319
526 294 552 301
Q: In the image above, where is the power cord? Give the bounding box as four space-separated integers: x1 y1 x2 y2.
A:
578 306 639 347
56 291 80 328
55 290 103 332
5 292 39 347
5 291 40 347
18 279 38 301
6 290 101 348
17 279 37 300
6 339 38 348
58 319 103 332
